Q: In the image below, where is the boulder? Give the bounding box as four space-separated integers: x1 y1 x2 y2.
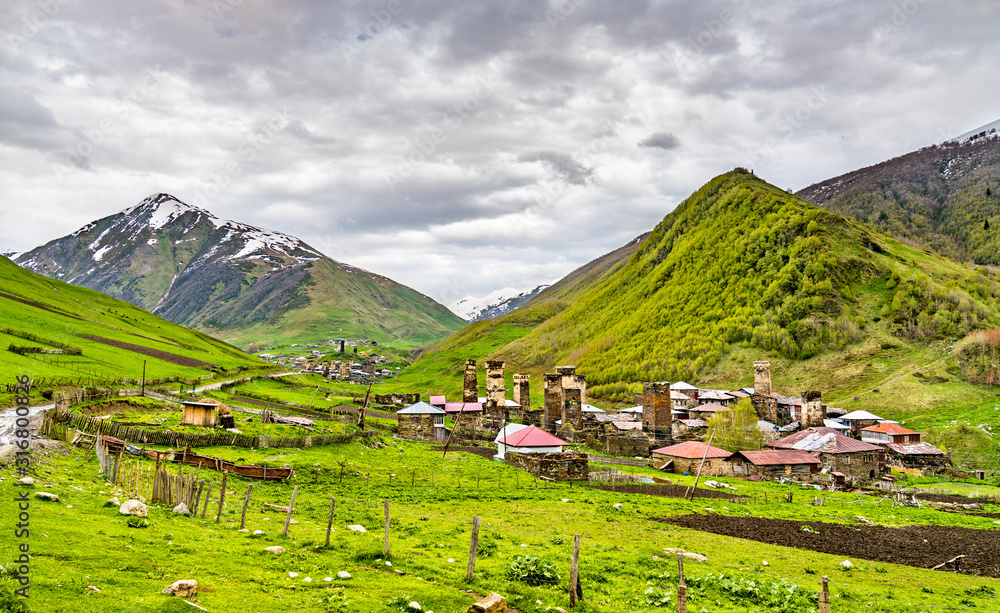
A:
337 571 351 579
172 502 190 515
35 492 59 502
162 579 197 597
106 497 121 507
469 592 507 613
348 524 367 534
119 500 147 517
264 546 285 555
17 476 34 486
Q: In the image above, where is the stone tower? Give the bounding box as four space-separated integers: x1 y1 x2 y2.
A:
512 374 530 417
463 359 478 403
801 390 825 428
543 373 563 433
642 382 672 440
484 360 507 429
753 361 771 396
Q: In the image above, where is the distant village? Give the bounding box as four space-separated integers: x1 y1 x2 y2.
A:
257 338 397 380
393 359 956 488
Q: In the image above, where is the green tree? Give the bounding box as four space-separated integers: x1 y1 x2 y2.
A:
705 397 764 452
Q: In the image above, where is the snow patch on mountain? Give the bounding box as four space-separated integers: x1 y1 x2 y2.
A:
448 285 550 322
953 118 1000 143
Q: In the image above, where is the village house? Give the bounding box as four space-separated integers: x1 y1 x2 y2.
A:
396 402 447 442
697 390 735 406
860 422 921 445
838 410 886 433
670 390 692 410
688 402 731 421
768 427 883 481
670 381 699 406
726 449 821 480
494 425 569 460
650 441 732 476
444 401 483 430
882 441 950 470
671 418 707 442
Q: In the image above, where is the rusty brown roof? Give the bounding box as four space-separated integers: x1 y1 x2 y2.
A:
768 428 882 454
730 449 821 466
651 441 731 459
884 442 944 456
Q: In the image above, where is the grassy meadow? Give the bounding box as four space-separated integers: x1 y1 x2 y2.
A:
4 435 1000 612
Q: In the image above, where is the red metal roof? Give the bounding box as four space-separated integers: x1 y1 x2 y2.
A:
444 402 482 413
691 402 730 412
498 425 568 447
651 441 731 459
429 395 446 405
731 449 821 466
768 428 882 454
861 422 918 436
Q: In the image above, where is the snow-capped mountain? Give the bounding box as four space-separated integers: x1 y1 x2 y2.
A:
16 194 465 343
448 285 550 322
953 118 1000 143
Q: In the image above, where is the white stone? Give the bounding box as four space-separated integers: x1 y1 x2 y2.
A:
288 572 299 578
107 497 121 507
447 558 455 563
238 529 249 533
265 546 285 555
408 602 421 611
162 579 197 597
385 561 392 567
841 560 854 569
86 586 100 592
119 500 147 517
324 576 333 581
613 503 623 509
348 525 367 533
289 519 299 524
303 577 312 583
337 571 351 579
17 476 33 486
762 560 769 566
253 530 264 535
35 492 59 502
172 502 190 515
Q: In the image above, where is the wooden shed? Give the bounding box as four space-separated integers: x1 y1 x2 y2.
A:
180 400 221 427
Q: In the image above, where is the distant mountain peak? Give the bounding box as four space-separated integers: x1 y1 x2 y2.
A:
951 118 1000 144
448 285 550 322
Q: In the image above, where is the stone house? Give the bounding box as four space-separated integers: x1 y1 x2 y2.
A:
726 449 821 480
839 410 885 434
445 402 483 430
688 402 730 421
505 451 588 481
882 441 949 470
396 402 446 442
768 427 882 481
671 418 707 442
650 441 732 476
697 390 735 406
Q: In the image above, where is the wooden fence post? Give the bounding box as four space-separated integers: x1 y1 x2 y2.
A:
282 486 298 537
819 576 831 613
466 516 481 581
201 482 213 519
215 471 228 523
676 553 687 613
325 497 336 547
570 534 582 607
383 498 391 557
240 484 253 530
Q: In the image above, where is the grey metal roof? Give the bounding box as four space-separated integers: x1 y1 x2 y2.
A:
397 401 446 415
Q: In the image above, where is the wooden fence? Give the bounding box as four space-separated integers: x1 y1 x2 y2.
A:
42 406 357 449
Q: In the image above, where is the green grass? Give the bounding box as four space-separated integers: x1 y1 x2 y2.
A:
5 436 1000 612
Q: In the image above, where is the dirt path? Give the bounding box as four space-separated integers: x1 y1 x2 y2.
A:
654 514 1000 577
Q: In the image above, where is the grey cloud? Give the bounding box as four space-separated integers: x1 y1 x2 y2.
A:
517 151 594 185
638 132 681 150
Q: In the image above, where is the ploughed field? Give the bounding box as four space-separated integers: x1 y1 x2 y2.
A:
655 514 1000 577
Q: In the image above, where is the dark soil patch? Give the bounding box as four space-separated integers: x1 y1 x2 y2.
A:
431 446 496 461
0 291 83 320
76 335 213 368
654 514 1000 577
917 492 998 504
585 483 744 501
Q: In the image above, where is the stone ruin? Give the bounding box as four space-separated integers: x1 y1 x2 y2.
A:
338 361 349 380
484 360 507 429
504 451 588 481
364 358 376 375
513 373 541 425
463 358 478 403
800 390 825 428
373 393 421 407
641 382 673 444
543 373 562 433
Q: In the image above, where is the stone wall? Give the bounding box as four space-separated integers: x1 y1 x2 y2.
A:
652 454 731 476
505 451 589 481
561 387 583 431
463 359 478 403
373 393 420 406
820 451 879 481
605 436 650 458
398 413 440 441
751 393 778 423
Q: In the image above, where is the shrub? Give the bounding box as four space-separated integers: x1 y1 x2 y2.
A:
507 555 560 586
126 517 149 528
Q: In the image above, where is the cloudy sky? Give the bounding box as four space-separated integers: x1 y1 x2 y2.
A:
2 0 998 307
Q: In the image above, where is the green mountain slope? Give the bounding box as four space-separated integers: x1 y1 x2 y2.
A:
0 254 268 404
797 134 1000 265
15 194 466 348
398 169 1000 397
